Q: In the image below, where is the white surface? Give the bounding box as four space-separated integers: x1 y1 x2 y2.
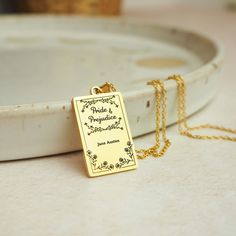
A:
0 6 236 236
124 0 223 9
0 16 223 161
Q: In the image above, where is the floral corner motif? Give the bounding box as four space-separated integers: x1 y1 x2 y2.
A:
86 141 134 172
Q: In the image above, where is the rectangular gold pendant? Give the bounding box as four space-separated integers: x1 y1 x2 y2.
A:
72 92 138 177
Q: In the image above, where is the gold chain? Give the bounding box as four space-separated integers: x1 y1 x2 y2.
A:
98 75 236 160
136 80 171 159
168 75 236 142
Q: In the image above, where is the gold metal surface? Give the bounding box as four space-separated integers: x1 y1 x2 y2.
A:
73 91 138 177
73 75 236 178
136 80 171 159
136 75 236 160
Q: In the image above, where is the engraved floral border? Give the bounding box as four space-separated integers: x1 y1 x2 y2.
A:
84 117 123 136
86 141 135 173
80 95 119 112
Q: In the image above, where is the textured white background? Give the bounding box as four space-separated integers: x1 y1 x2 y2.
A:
1 4 236 236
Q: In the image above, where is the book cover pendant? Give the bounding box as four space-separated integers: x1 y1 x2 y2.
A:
73 91 138 177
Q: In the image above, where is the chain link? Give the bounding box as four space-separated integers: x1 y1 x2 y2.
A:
98 75 236 160
136 80 171 159
168 75 236 142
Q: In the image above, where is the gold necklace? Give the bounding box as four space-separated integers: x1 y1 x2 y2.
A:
72 75 236 177
167 75 236 142
98 75 236 160
135 80 171 159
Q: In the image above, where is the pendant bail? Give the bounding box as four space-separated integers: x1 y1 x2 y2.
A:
99 82 117 93
90 82 117 95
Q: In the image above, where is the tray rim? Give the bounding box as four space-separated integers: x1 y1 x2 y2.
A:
0 15 224 115
0 15 224 160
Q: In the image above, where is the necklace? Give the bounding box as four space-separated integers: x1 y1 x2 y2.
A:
72 75 236 177
168 75 236 142
136 74 236 160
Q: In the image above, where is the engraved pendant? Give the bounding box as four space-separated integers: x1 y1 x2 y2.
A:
73 91 138 177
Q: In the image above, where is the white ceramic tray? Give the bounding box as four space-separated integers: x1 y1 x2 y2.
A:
0 16 223 161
